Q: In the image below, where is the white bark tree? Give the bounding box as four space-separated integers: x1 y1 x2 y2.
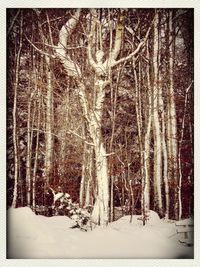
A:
25 85 32 207
142 43 152 221
152 11 163 215
55 9 153 225
79 134 94 208
11 13 23 208
167 10 179 219
44 55 53 187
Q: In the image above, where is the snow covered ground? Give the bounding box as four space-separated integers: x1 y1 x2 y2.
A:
7 207 193 259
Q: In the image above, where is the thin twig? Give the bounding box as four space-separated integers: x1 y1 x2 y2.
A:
25 34 56 58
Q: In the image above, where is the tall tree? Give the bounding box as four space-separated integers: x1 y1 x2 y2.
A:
11 11 23 208
44 55 53 187
152 10 163 215
167 10 179 219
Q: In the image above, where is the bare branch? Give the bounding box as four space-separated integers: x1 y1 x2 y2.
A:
31 128 94 146
67 130 95 146
25 35 55 58
103 152 115 157
40 42 86 50
112 16 155 67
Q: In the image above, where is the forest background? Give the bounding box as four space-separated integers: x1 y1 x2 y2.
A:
6 7 194 228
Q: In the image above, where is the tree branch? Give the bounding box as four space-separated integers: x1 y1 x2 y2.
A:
110 13 125 62
67 130 95 146
87 10 107 76
56 9 82 78
112 16 155 67
25 35 56 58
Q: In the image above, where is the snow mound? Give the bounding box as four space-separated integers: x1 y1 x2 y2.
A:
7 208 194 259
7 207 74 258
147 210 161 225
110 210 161 231
8 207 49 242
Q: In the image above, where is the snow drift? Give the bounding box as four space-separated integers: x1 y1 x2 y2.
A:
7 207 193 259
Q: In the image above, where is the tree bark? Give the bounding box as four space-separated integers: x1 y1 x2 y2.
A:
44 55 53 187
11 13 23 208
25 94 32 207
178 82 192 219
78 80 109 225
80 135 94 208
143 41 152 215
152 11 163 215
57 94 69 182
168 10 179 219
32 90 41 212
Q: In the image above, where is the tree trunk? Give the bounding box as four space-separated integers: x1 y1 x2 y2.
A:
142 42 152 223
58 94 69 182
152 11 163 215
44 55 53 187
32 91 41 212
143 99 151 219
159 85 169 219
92 141 109 225
11 13 23 208
78 80 109 225
80 140 94 208
25 96 32 207
178 82 192 219
168 10 179 219
133 60 148 223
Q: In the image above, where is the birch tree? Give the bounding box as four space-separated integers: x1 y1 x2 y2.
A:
11 11 23 208
152 10 163 215
167 10 179 219
25 79 32 207
44 55 53 187
142 42 152 222
55 9 153 225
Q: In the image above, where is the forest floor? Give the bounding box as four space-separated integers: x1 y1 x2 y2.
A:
7 207 193 259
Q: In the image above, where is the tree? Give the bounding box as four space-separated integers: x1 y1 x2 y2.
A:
152 10 163 216
11 11 23 208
